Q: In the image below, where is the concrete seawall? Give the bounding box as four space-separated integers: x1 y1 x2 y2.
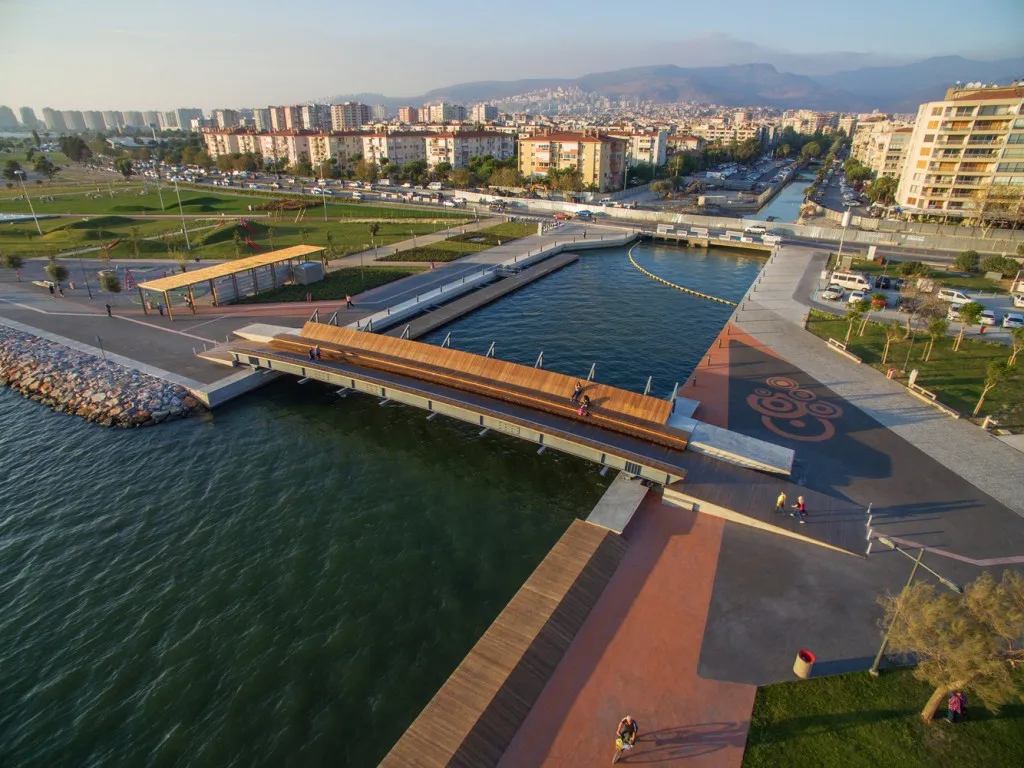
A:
0 325 205 427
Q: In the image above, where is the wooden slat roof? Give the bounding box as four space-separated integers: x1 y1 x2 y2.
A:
293 322 674 425
136 245 324 292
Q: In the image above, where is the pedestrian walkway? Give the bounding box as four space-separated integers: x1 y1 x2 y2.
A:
731 245 1024 517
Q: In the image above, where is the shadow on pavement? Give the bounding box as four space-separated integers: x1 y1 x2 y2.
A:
620 721 749 763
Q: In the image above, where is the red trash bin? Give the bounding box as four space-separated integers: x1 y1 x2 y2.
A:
794 649 816 679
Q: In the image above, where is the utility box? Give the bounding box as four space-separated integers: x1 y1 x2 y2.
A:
292 261 324 285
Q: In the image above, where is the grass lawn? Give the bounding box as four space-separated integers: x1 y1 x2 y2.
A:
840 258 1008 293
743 668 1024 768
806 310 1024 425
233 265 423 304
379 221 535 263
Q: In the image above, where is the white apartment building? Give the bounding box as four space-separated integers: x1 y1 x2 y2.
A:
331 102 371 131
103 111 125 131
41 108 66 132
308 133 363 170
61 110 86 132
424 131 515 168
427 102 466 123
142 111 160 129
610 131 668 166
851 119 915 177
214 109 240 129
122 110 145 128
252 108 272 131
300 104 331 132
362 133 429 167
470 104 499 122
895 83 1024 222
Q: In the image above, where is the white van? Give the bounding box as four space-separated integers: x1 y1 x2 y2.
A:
829 271 871 291
744 224 767 235
937 288 972 305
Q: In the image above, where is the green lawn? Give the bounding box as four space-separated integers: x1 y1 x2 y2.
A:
806 310 1024 425
840 259 1008 293
233 266 424 304
743 669 1024 768
379 221 535 263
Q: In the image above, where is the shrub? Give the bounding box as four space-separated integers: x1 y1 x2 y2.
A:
99 272 122 293
979 255 1020 278
953 249 979 273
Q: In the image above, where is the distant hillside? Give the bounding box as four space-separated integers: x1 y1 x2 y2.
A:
325 55 1024 113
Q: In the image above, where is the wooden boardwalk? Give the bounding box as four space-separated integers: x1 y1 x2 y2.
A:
380 520 629 768
277 323 688 453
386 253 579 341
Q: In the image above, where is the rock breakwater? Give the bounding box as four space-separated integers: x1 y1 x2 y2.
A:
0 326 205 427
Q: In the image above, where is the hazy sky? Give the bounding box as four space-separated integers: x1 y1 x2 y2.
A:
2 0 1023 111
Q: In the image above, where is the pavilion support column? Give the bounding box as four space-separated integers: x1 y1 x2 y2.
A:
164 290 174 322
270 262 278 288
188 285 197 314
209 279 218 307
138 287 148 314
251 268 259 295
231 273 240 301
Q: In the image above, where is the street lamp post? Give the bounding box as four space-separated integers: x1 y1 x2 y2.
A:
15 170 43 235
172 178 191 250
869 537 962 677
77 252 93 300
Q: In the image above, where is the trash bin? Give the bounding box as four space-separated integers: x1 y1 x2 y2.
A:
887 368 896 379
794 649 816 679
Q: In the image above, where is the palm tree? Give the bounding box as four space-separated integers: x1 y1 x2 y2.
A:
924 317 948 362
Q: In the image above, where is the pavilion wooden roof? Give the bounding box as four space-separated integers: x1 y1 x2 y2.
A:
136 245 324 293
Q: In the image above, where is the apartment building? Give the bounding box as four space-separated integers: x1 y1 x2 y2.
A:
851 121 913 178
667 134 705 153
214 109 241 129
427 102 466 123
895 83 1024 222
0 106 17 130
470 104 499 123
122 110 145 128
610 131 668 166
19 107 39 129
160 112 178 130
300 104 331 132
61 110 86 132
362 132 429 167
308 133 364 170
252 108 272 131
142 111 160 129
41 108 67 132
780 109 830 134
838 115 858 137
398 107 421 124
331 102 371 131
518 131 627 192
424 131 515 168
173 108 203 132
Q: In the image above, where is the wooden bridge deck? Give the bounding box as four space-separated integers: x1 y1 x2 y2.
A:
379 519 629 768
279 323 689 453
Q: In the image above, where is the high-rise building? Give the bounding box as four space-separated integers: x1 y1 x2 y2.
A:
470 104 499 123
300 104 330 132
398 106 420 124
267 106 288 131
252 108 272 131
173 108 204 132
142 111 161 130
83 111 106 131
331 102 371 131
122 110 146 129
160 111 179 131
895 82 1024 223
41 108 67 132
371 104 388 121
428 102 467 123
851 119 913 178
18 106 39 129
214 109 241 129
103 111 125 131
518 130 627 192
0 106 18 129
62 110 87 131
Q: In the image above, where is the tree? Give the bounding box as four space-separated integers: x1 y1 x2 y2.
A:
3 159 22 180
33 155 56 180
489 166 520 187
267 226 274 250
2 252 24 280
449 167 473 189
954 250 980 273
175 250 188 273
402 159 428 184
232 230 244 258
31 129 41 148
882 320 904 364
433 161 452 181
980 255 1020 277
1009 327 1024 367
954 302 984 351
99 272 122 293
367 222 380 240
974 360 1015 416
925 317 949 362
354 159 378 183
325 231 336 263
216 154 234 173
800 141 822 160
128 226 140 258
776 143 792 158
879 570 1024 723
845 300 868 343
44 256 68 284
898 260 930 278
866 175 898 205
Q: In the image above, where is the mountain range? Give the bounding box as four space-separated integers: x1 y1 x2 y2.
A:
329 55 1024 114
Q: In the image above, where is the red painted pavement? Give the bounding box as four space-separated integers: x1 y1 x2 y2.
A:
497 322 757 767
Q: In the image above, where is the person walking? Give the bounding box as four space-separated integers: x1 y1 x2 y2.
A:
105 303 112 317
791 495 807 524
947 690 967 723
157 303 164 316
314 345 322 361
345 294 354 309
48 284 55 299
58 285 65 298
570 380 583 404
774 491 787 514
308 347 316 361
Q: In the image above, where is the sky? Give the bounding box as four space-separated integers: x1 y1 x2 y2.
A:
2 0 1023 111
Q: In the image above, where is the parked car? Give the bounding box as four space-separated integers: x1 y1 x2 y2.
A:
874 276 891 290
947 305 962 321
821 284 845 301
1013 294 1024 308
847 290 867 304
1002 313 1024 328
980 310 998 326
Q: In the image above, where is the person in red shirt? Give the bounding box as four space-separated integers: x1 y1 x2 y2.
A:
791 496 807 524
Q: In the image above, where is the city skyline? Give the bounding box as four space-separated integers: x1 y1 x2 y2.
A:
2 0 1023 111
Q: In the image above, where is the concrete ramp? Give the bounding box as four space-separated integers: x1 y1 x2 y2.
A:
586 473 649 533
668 414 793 475
233 323 303 343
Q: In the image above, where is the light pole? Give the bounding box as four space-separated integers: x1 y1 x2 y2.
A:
77 252 93 300
15 170 43 235
172 177 191 250
869 537 962 677
318 162 328 220
835 208 851 268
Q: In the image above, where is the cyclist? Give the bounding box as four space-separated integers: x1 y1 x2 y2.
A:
617 715 638 747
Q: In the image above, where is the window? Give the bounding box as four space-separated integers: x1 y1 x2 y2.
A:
997 162 1024 173
919 147 931 156
910 185 919 193
977 105 1010 116
913 173 922 181
916 160 928 169
1003 147 1024 158
924 134 935 143
931 107 942 116
1015 119 1024 129
955 107 975 117
927 120 939 129
907 197 918 205
1007 133 1024 144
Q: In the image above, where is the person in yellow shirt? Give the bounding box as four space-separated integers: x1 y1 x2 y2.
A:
774 491 787 514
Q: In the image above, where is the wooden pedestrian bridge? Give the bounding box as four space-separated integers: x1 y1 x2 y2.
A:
220 322 793 483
